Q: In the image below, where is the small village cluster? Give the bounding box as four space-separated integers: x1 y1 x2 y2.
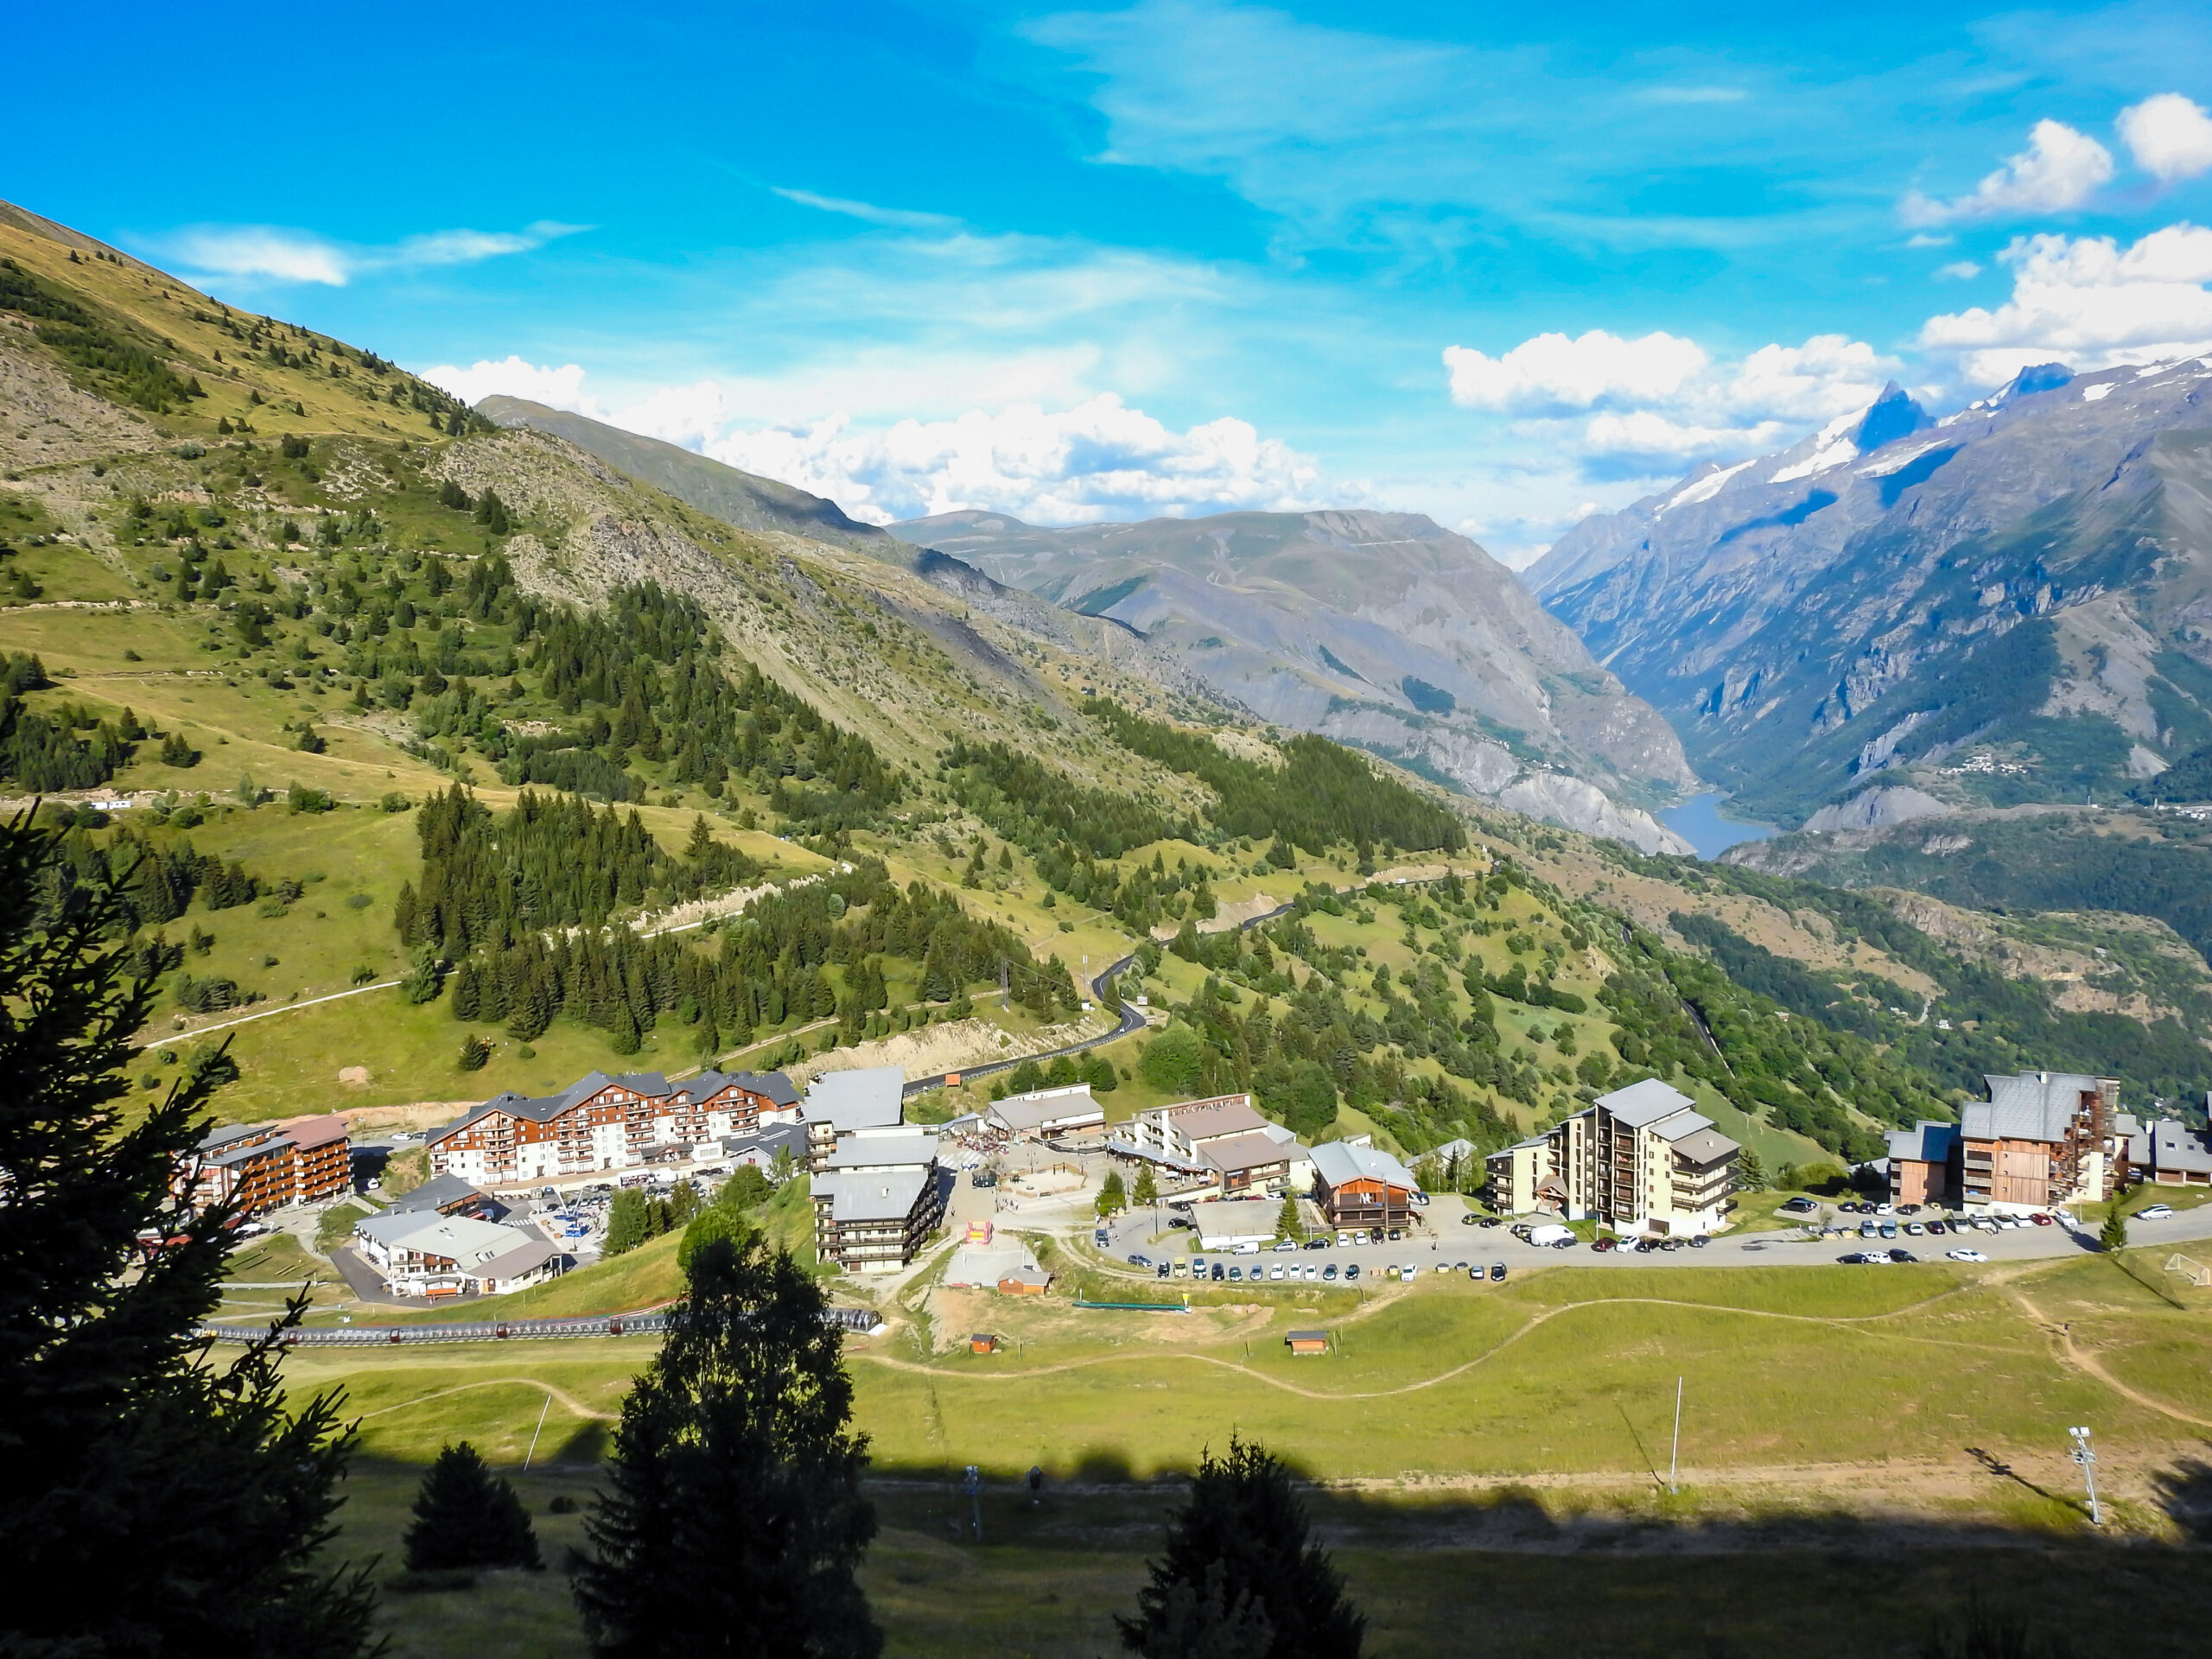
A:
181 1052 2212 1301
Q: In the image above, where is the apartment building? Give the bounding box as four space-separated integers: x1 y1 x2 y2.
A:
800 1065 906 1173
427 1068 797 1189
1885 1121 1961 1206
1958 1072 2122 1211
190 1114 353 1217
2120 1113 2212 1185
1546 1079 1739 1237
1121 1095 1266 1164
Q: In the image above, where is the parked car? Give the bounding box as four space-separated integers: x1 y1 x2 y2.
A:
970 1171 997 1187
1127 1254 1149 1268
2138 1203 2177 1221
1268 1264 1285 1281
1274 1239 1298 1252
1211 1263 1225 1281
1322 1263 1339 1281
1591 1237 1615 1252
1689 1235 1708 1249
1888 1248 1918 1263
1402 1262 1421 1278
1925 1220 1946 1235
1344 1263 1361 1281
1388 1228 1403 1242
1336 1231 1352 1245
1489 1262 1508 1281
1480 1216 1504 1228
1946 1249 1989 1262
1777 1197 1818 1215
1460 1213 1484 1226
1904 1222 1925 1236
1227 1266 1243 1281
1156 1262 1171 1278
2031 1213 2054 1227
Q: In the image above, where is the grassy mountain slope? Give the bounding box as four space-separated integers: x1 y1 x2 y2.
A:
2 200 2199 1158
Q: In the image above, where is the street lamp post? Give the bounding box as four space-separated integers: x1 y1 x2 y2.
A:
2069 1427 2102 1526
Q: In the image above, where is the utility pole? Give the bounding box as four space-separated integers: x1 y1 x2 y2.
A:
2069 1426 2102 1526
523 1393 553 1472
1668 1376 1683 1494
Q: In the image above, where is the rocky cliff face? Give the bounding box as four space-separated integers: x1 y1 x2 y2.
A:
895 507 1699 852
1528 362 2212 825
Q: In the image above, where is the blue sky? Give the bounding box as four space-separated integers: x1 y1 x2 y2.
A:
16 1 2212 559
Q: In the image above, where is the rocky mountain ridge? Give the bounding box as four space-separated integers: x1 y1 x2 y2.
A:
1529 359 2212 828
896 507 1700 851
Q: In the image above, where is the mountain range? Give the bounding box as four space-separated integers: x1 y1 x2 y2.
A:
890 508 1698 851
467 397 1701 851
1529 363 2212 830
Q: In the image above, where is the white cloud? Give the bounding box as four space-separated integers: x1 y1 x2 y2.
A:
705 395 1328 524
2119 92 2212 183
770 188 962 232
1919 222 2212 384
1937 260 1982 280
423 355 595 411
153 220 583 287
1899 119 2114 227
416 354 1327 526
1442 328 1897 472
1443 330 1707 415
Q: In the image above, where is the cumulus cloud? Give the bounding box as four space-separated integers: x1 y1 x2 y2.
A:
1899 119 2113 227
1919 223 2212 384
704 395 1327 524
2120 92 2212 183
154 220 584 287
1443 330 1707 415
1937 260 1982 281
1442 329 1897 474
416 358 1325 525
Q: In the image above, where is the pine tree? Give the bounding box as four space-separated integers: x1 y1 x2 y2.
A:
0 809 375 1653
404 1440 542 1572
2100 1206 2128 1253
457 1033 490 1071
574 1234 880 1658
603 1189 652 1256
451 958 481 1020
1275 1193 1302 1241
1133 1165 1159 1207
1116 1436 1364 1659
1096 1168 1127 1218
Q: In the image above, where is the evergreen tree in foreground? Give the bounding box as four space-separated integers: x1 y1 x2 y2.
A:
0 809 373 1655
405 1440 543 1572
1117 1436 1365 1659
574 1234 880 1658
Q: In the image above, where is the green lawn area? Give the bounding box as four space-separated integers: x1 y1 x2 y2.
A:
290 1249 2212 1659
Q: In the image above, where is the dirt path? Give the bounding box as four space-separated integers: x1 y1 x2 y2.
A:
2003 1281 2212 1431
853 1286 1988 1403
354 1376 617 1424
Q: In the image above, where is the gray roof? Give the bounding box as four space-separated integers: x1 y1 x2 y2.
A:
200 1122 270 1154
1966 1072 2109 1144
475 1237 563 1281
1668 1126 1740 1167
1595 1077 1700 1128
1886 1120 1960 1165
2146 1118 2212 1176
1201 1130 1305 1173
814 1166 930 1224
207 1134 291 1168
824 1132 939 1172
1163 1100 1268 1142
722 1122 810 1159
691 1069 799 1108
988 1086 1103 1133
1308 1140 1417 1192
353 1211 530 1264
386 1173 489 1214
801 1065 906 1133
1103 1137 1211 1173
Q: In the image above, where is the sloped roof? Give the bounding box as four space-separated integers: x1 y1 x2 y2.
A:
814 1166 930 1224
1171 1100 1269 1142
1309 1140 1416 1192
276 1113 348 1149
1595 1077 1700 1128
824 1132 939 1172
386 1172 486 1214
353 1211 532 1265
1967 1072 2107 1143
802 1065 906 1132
988 1085 1103 1132
475 1237 563 1281
692 1068 799 1108
1201 1130 1306 1174
1886 1120 1960 1165
1668 1126 1739 1167
2147 1118 2212 1175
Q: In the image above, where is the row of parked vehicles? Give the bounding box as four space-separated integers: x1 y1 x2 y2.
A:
1130 1254 1516 1285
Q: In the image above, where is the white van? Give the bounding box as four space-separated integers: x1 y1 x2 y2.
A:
1525 1223 1576 1249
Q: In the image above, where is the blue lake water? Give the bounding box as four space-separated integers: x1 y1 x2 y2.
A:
1659 791 1782 861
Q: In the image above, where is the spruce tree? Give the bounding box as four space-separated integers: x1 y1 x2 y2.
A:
0 809 375 1654
404 1440 543 1572
1117 1436 1364 1659
574 1235 880 1658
